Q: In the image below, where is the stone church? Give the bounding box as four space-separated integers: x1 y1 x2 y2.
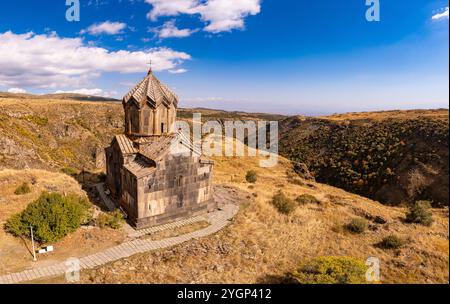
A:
105 68 216 229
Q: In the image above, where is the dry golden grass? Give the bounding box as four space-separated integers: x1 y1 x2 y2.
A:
0 98 123 170
1 103 448 283
207 138 449 283
0 169 84 222
35 137 446 284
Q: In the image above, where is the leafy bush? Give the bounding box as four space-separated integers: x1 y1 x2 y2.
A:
97 210 124 229
271 192 297 215
5 192 92 243
405 201 434 226
245 170 258 183
378 234 405 249
291 256 368 284
14 182 31 195
5 213 28 237
295 194 320 205
346 218 369 234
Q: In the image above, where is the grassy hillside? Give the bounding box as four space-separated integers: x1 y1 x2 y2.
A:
30 138 449 284
1 97 448 206
279 111 449 206
0 92 120 102
0 98 123 170
0 98 283 171
0 98 448 283
178 107 286 121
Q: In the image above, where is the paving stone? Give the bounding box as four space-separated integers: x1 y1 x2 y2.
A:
36 269 46 278
84 256 96 267
22 271 33 281
27 271 39 281
79 257 91 268
10 273 20 283
92 255 104 266
79 259 90 269
53 264 66 274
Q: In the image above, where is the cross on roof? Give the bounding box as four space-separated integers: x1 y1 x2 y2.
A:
147 59 153 73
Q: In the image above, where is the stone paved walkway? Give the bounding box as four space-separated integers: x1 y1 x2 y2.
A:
0 203 238 284
126 213 210 239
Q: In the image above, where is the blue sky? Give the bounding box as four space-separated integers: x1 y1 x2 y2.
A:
0 0 448 115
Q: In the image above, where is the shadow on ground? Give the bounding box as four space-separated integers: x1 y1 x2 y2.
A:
64 169 110 212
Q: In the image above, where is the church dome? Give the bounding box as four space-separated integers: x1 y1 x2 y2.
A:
123 69 179 109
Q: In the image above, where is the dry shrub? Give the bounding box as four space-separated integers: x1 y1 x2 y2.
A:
97 210 124 229
295 194 320 205
271 192 296 215
406 169 429 198
245 170 258 183
14 182 31 195
405 201 434 226
377 234 405 249
345 218 369 234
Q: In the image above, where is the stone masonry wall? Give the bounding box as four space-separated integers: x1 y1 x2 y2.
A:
133 154 215 229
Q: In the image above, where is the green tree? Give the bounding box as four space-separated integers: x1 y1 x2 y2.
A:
5 192 92 243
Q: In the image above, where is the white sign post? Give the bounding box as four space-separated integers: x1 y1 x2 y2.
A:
30 226 37 262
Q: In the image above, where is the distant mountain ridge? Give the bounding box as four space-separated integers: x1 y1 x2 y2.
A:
0 92 121 102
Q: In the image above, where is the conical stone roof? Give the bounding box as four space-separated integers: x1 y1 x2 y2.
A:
123 69 179 109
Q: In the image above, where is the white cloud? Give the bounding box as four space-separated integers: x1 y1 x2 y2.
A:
169 68 188 74
81 21 127 35
146 0 198 20
197 0 261 33
145 0 261 33
0 31 191 89
54 88 117 98
7 87 27 94
432 7 449 20
152 20 198 38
